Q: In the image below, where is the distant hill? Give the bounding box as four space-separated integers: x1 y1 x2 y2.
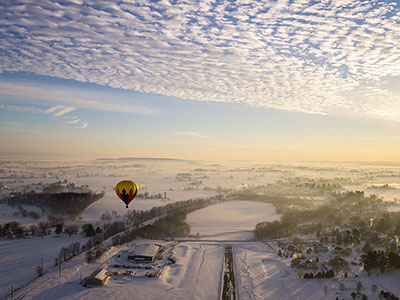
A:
95 157 189 162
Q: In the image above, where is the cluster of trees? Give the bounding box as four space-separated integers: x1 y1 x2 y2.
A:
85 245 108 263
303 270 334 279
0 218 79 239
102 221 126 240
81 224 103 237
5 189 104 218
350 292 368 300
373 213 400 237
15 206 41 219
58 242 81 262
82 220 127 245
330 228 361 246
254 217 296 239
135 212 190 239
100 210 119 221
362 250 400 272
110 213 191 247
47 215 64 227
81 235 100 251
64 224 79 236
124 195 224 226
232 193 315 214
253 190 388 241
111 226 138 247
0 221 25 238
378 290 400 300
233 177 345 200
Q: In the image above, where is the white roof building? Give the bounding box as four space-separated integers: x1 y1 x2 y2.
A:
128 244 160 262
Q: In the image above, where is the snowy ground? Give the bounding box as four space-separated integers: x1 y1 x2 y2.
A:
234 241 400 300
0 234 88 298
8 236 400 300
4 159 400 299
14 240 224 300
234 242 329 300
3 201 279 300
0 204 45 226
186 200 280 241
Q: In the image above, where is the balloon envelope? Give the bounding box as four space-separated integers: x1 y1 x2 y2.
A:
115 180 139 208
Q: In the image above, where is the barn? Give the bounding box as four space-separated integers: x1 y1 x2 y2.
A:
84 268 111 286
128 244 160 263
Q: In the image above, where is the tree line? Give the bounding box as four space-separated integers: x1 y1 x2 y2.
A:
4 190 104 218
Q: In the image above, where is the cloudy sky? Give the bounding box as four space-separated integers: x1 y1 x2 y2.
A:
0 0 400 161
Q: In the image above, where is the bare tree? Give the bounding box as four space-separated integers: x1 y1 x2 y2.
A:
35 265 43 277
29 224 38 235
339 282 345 292
357 281 363 294
371 284 377 294
38 221 49 235
296 268 304 279
323 286 328 295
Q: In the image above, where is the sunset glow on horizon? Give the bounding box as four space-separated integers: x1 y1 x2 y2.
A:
1 0 400 161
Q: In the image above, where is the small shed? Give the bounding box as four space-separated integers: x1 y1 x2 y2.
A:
84 268 111 286
128 244 160 263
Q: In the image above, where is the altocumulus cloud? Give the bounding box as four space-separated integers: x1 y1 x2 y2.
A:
0 0 399 118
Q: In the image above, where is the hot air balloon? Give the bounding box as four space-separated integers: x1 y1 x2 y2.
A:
115 180 139 208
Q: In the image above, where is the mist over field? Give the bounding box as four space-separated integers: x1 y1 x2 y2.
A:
2 0 400 299
2 159 400 299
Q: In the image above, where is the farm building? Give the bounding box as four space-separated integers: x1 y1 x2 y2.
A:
128 244 160 263
84 268 111 286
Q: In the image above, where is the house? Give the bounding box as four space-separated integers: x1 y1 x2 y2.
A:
84 268 111 286
128 244 160 263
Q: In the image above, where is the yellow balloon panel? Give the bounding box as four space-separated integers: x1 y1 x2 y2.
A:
115 180 138 207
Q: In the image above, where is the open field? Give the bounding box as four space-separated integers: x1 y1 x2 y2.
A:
3 160 400 299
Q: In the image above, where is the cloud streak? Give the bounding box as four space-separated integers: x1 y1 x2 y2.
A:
45 105 76 117
0 104 89 129
0 80 158 115
0 120 43 136
76 122 89 129
0 1 399 119
176 131 209 139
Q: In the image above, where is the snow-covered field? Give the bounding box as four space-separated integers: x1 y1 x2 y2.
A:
7 227 400 300
0 204 44 226
234 242 329 300
4 159 400 299
1 200 282 300
0 234 88 298
234 241 400 300
13 240 224 300
186 200 280 240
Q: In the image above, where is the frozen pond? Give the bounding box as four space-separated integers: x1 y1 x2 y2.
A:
186 200 280 240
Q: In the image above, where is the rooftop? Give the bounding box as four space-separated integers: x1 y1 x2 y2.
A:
94 268 110 280
130 244 160 257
